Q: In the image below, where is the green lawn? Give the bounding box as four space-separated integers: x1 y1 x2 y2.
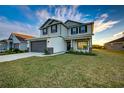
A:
0 49 124 88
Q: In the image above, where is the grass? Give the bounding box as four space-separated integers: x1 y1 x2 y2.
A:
0 49 124 88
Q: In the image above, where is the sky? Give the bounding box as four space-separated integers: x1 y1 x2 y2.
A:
0 5 124 45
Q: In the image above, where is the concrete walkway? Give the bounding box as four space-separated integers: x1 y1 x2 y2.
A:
0 52 43 62
0 52 65 62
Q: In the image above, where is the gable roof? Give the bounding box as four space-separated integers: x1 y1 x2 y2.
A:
39 18 68 29
65 20 83 24
11 32 33 41
39 19 52 29
105 36 124 44
39 18 94 30
65 20 94 25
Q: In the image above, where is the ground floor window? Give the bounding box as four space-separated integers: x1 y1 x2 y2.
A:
14 43 19 49
77 41 88 49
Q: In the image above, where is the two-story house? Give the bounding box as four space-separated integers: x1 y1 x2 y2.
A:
28 19 94 54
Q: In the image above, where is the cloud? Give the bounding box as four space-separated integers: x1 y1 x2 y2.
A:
17 6 35 20
53 6 84 22
113 31 124 37
36 6 89 22
0 16 40 40
0 16 7 21
93 36 117 45
36 7 120 34
100 13 108 18
93 38 109 45
94 13 120 33
36 9 50 21
93 30 124 45
0 6 121 41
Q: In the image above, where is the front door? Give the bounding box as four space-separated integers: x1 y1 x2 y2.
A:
67 41 71 51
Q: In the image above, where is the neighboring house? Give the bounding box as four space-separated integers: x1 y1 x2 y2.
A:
28 18 94 54
0 33 33 52
0 39 8 52
104 36 124 50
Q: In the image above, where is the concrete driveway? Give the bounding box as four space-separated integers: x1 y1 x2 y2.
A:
0 52 43 62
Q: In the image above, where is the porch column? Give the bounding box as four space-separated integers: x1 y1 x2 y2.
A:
89 38 92 52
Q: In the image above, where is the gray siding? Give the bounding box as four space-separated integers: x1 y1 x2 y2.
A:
40 24 61 38
60 24 68 38
68 24 92 37
105 42 124 50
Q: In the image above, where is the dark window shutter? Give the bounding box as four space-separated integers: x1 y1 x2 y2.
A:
85 25 87 32
51 26 52 33
56 25 57 32
79 27 81 33
46 28 48 34
76 27 78 34
71 28 73 34
42 29 44 35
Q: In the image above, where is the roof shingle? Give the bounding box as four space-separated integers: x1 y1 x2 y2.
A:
12 32 33 41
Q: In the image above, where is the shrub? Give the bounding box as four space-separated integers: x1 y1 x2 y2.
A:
67 50 96 56
5 49 14 53
12 49 25 53
3 49 25 55
44 48 49 55
92 45 105 49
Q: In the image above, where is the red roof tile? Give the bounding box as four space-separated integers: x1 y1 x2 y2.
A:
12 32 33 40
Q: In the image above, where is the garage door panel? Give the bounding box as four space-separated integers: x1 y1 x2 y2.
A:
31 40 46 52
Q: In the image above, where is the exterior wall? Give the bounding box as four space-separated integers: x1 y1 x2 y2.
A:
19 42 27 50
9 34 21 49
60 24 68 38
105 42 124 50
0 42 7 52
68 24 92 37
47 37 67 53
40 24 61 38
10 34 20 43
87 24 93 34
28 41 31 52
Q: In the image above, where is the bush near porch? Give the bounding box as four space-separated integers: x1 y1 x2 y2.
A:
67 50 96 56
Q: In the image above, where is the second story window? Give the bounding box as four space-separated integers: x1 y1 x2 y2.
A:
71 27 78 35
79 25 87 33
51 25 57 33
43 28 47 35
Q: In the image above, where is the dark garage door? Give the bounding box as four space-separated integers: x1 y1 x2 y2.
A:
31 40 46 52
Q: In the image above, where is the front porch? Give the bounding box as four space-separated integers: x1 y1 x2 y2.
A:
6 40 20 50
65 37 92 53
